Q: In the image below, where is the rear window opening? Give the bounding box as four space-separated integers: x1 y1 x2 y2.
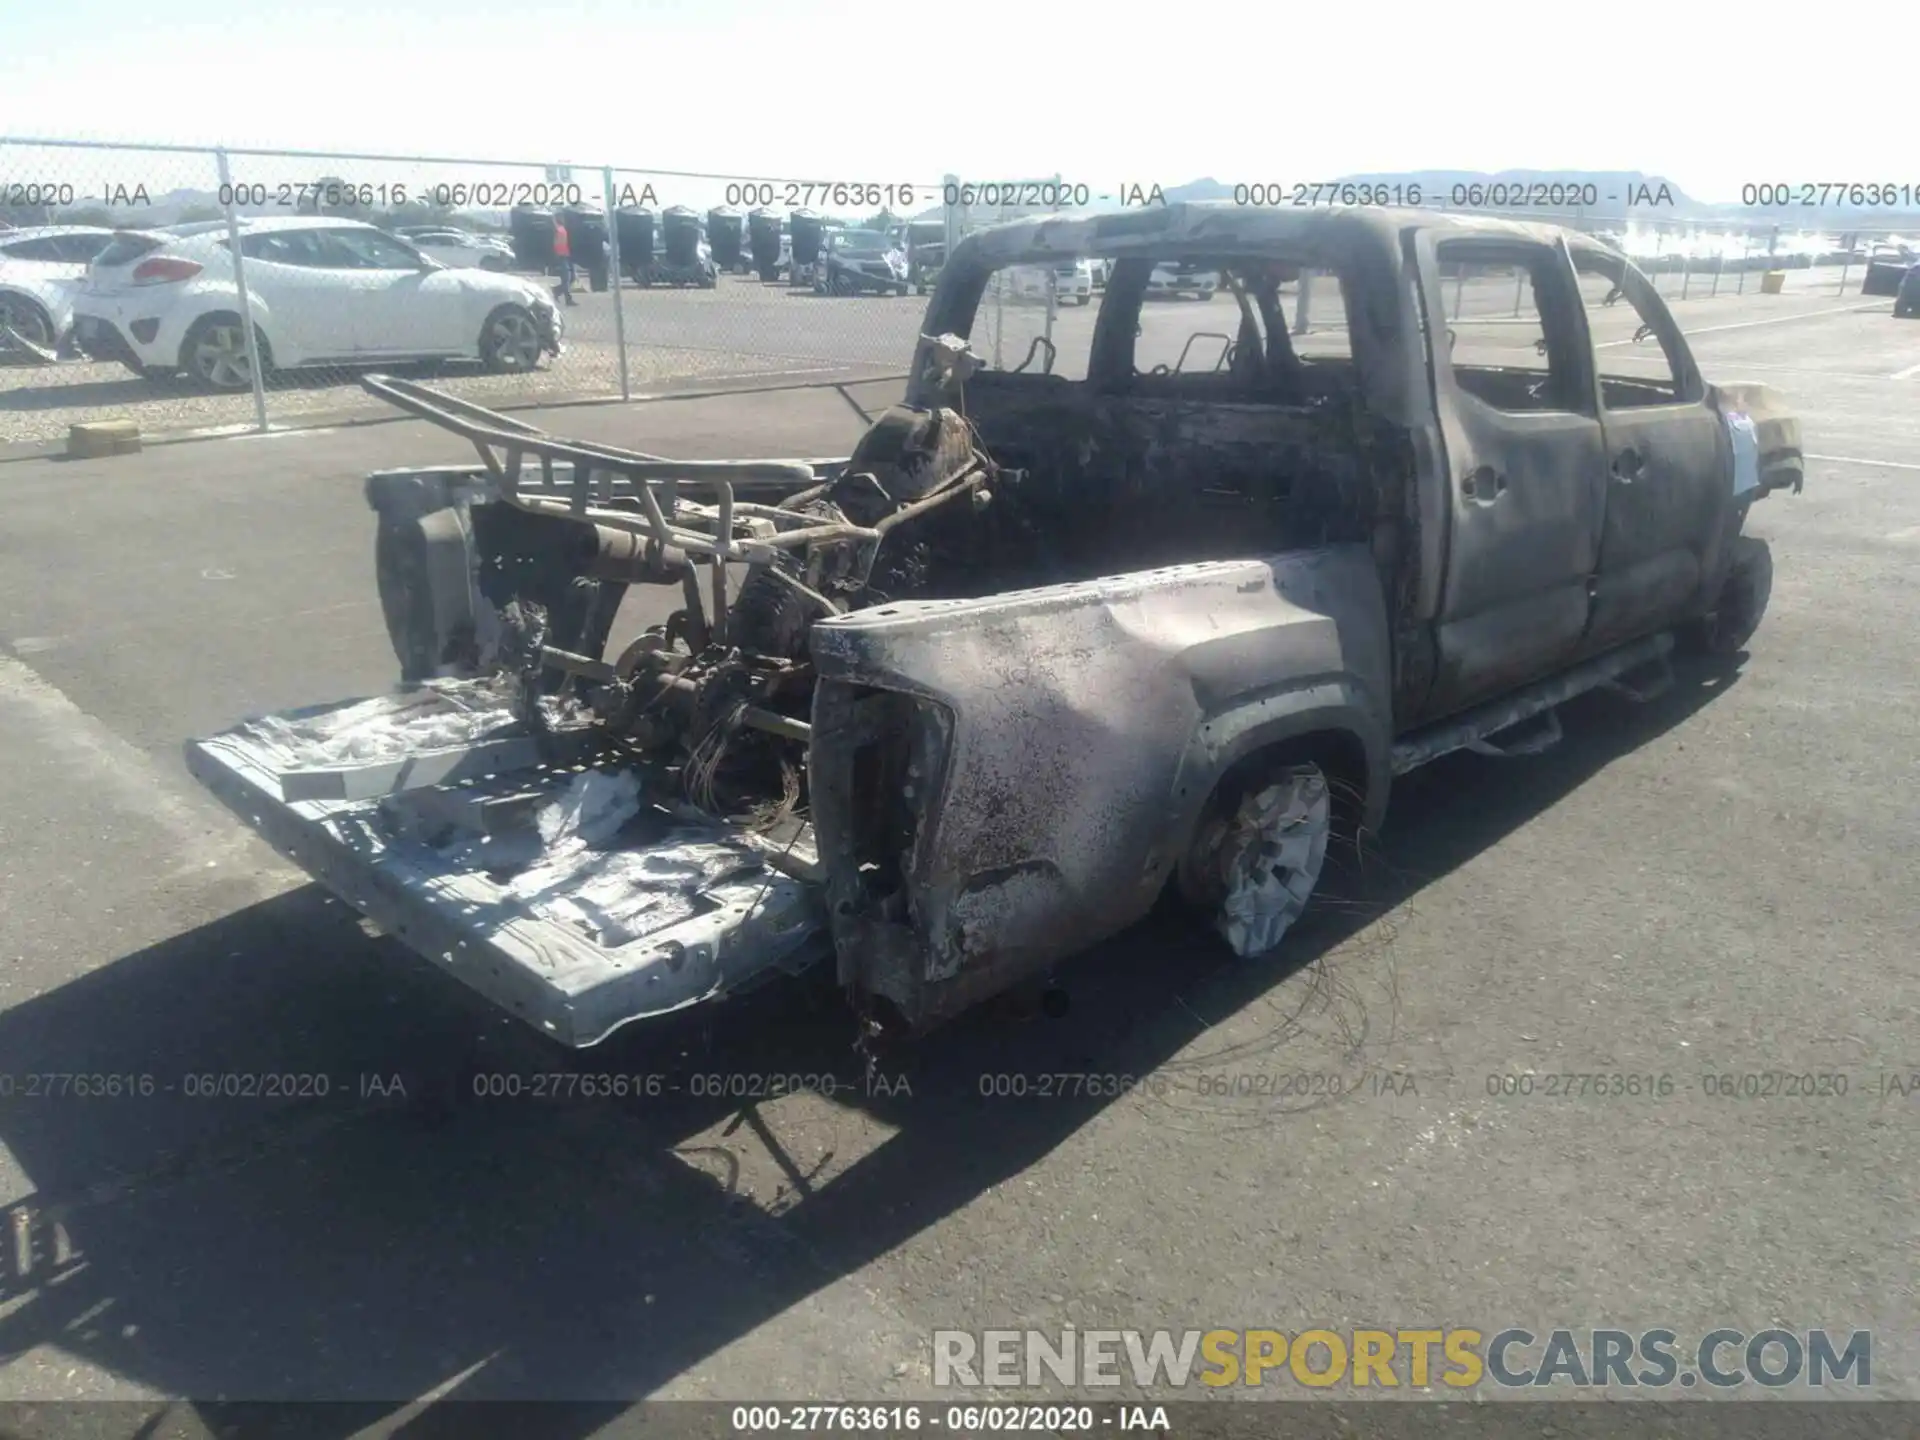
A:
965 252 1361 404
90 233 169 268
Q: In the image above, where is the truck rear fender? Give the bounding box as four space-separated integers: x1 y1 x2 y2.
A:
1164 681 1392 864
1709 381 1805 504
807 544 1394 1029
1702 380 1802 598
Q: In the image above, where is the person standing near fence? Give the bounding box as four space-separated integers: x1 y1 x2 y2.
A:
552 217 576 306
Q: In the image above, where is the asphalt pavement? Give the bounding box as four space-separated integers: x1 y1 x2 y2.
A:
0 293 1915 1426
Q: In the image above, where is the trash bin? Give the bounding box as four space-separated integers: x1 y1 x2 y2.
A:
615 207 656 284
789 209 824 285
562 206 610 292
747 208 782 281
1760 270 1787 295
707 206 744 271
662 206 702 271
1859 257 1909 298
509 206 556 272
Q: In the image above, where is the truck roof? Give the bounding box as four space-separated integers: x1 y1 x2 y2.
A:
950 201 1618 265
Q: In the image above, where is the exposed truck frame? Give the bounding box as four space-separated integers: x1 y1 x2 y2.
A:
185 205 1802 1048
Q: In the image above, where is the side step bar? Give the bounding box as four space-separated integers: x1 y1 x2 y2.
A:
1390 632 1675 776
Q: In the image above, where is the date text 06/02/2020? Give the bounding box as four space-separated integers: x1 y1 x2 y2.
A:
727 1404 1168 1432
0 1072 404 1100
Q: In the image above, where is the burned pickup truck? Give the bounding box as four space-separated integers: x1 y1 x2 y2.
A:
185 205 1802 1047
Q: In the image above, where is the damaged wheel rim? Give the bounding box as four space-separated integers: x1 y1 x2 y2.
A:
1206 764 1331 959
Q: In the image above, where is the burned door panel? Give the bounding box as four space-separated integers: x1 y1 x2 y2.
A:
1568 244 1732 650
1417 233 1607 718
807 550 1392 1030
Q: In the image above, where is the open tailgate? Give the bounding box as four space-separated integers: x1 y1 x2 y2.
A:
184 681 828 1047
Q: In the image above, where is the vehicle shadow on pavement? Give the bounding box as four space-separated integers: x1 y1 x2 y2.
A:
0 661 1745 1427
0 372 168 413
0 361 497 416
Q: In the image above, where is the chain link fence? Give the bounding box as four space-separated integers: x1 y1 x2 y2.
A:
0 139 948 444
2 139 1915 445
1425 210 1898 321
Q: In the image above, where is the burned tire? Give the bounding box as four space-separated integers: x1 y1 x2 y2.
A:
374 521 439 682
731 495 846 659
1179 757 1332 959
1679 534 1773 658
730 560 815 659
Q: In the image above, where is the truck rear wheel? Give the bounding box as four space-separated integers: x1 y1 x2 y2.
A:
1680 534 1773 657
1180 758 1332 958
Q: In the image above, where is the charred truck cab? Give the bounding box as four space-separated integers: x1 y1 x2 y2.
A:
185 204 1802 1047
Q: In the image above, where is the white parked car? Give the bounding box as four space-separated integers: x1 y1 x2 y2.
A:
395 226 517 272
1147 259 1219 300
0 225 118 355
993 259 1093 306
1050 258 1093 305
72 217 563 390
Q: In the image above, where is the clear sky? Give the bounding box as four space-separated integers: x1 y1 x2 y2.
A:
0 0 1904 208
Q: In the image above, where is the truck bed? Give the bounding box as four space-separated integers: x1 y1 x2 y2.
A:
184 680 828 1047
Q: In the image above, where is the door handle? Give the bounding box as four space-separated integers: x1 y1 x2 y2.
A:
1611 447 1643 482
1462 466 1506 501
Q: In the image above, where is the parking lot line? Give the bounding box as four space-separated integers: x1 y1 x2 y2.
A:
0 654 265 878
1701 362 1909 383
1806 452 1920 472
1595 301 1883 348
1889 360 1920 381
